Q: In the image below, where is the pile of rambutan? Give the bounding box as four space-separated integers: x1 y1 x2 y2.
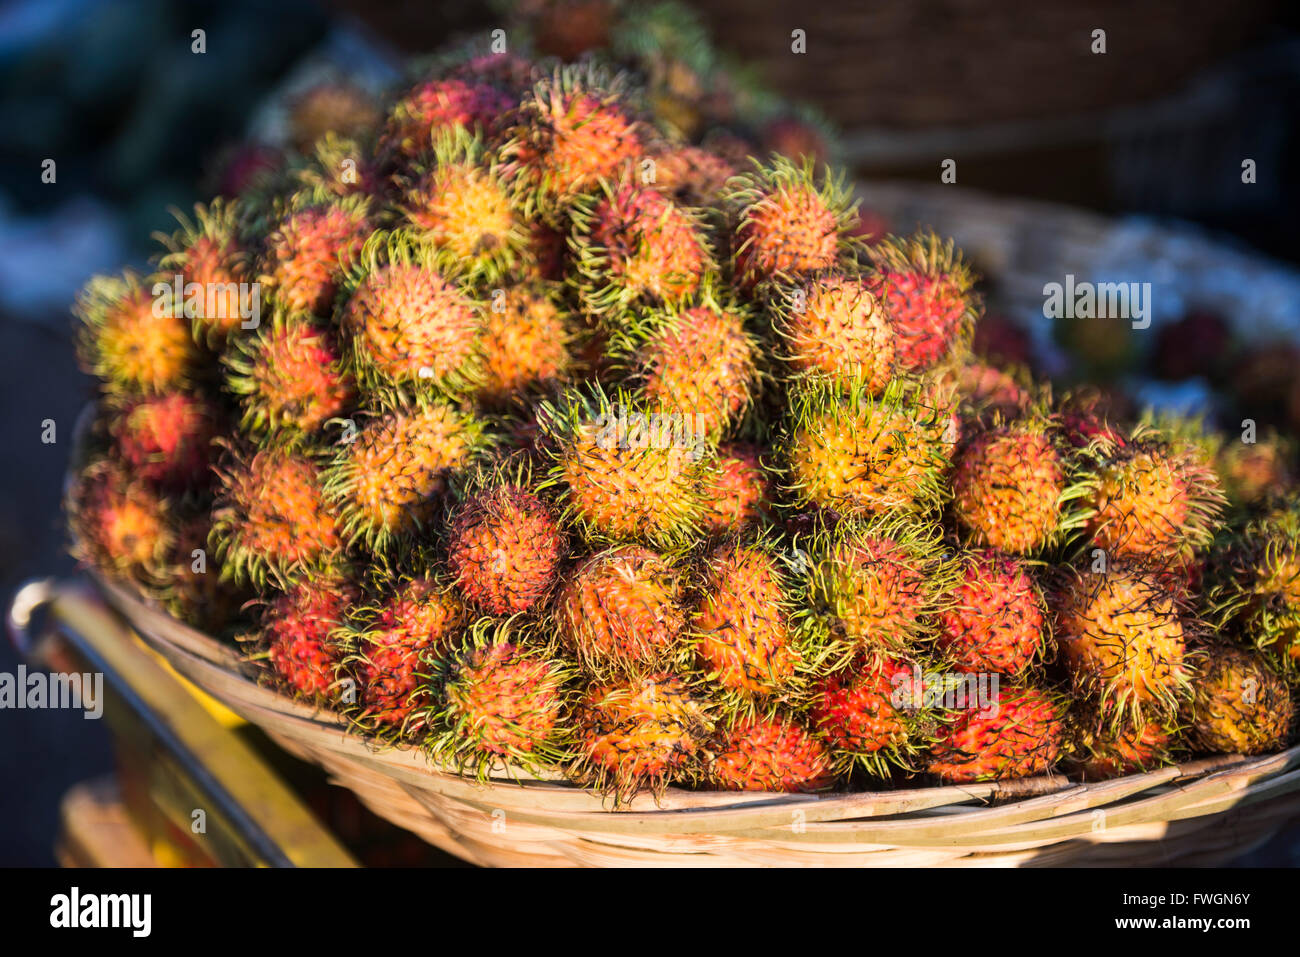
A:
67 20 1295 806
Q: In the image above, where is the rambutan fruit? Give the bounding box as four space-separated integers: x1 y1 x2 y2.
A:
625 300 759 439
699 442 768 535
259 193 370 316
1058 388 1131 451
648 143 736 208
445 48 536 94
762 113 833 167
1208 499 1300 672
1183 646 1294 755
211 444 343 587
429 621 574 777
863 231 979 372
326 401 483 551
501 65 645 214
159 510 249 633
796 517 945 662
261 576 359 701
811 656 928 775
570 179 711 317
1054 565 1193 727
68 458 174 584
928 684 1065 783
1216 430 1294 509
692 539 799 699
771 273 895 391
950 417 1079 555
726 155 856 288
709 713 835 792
380 75 514 165
782 379 951 518
107 391 219 490
1072 716 1174 780
291 132 380 199
477 283 576 405
224 315 355 438
382 574 470 645
153 200 252 344
937 551 1046 676
286 81 380 153
1087 426 1225 560
557 545 687 674
575 672 713 800
539 387 710 547
346 576 467 731
447 482 566 615
340 236 481 397
398 131 527 284
75 272 197 395
934 359 1033 429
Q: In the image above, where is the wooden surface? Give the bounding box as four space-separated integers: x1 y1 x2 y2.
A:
56 777 157 869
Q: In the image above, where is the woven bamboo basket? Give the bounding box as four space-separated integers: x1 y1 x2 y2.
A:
79 572 1298 868
64 184 1300 867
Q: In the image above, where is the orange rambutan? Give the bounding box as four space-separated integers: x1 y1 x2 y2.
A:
571 180 710 317
1087 428 1225 561
783 380 951 517
576 672 713 799
541 388 710 547
476 284 575 404
75 272 197 395
557 545 687 674
928 684 1064 783
937 551 1045 676
212 445 343 586
262 577 359 700
380 76 513 164
710 713 835 792
699 442 769 535
772 273 895 391
627 302 758 439
726 155 855 288
347 576 467 730
260 194 370 316
340 244 481 395
108 392 219 490
154 200 252 343
225 316 355 438
501 65 645 213
447 483 566 614
1054 565 1193 727
950 418 1077 555
68 458 174 584
692 540 799 699
326 402 482 550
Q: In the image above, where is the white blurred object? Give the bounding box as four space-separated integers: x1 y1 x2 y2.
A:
854 180 1300 347
0 193 127 322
